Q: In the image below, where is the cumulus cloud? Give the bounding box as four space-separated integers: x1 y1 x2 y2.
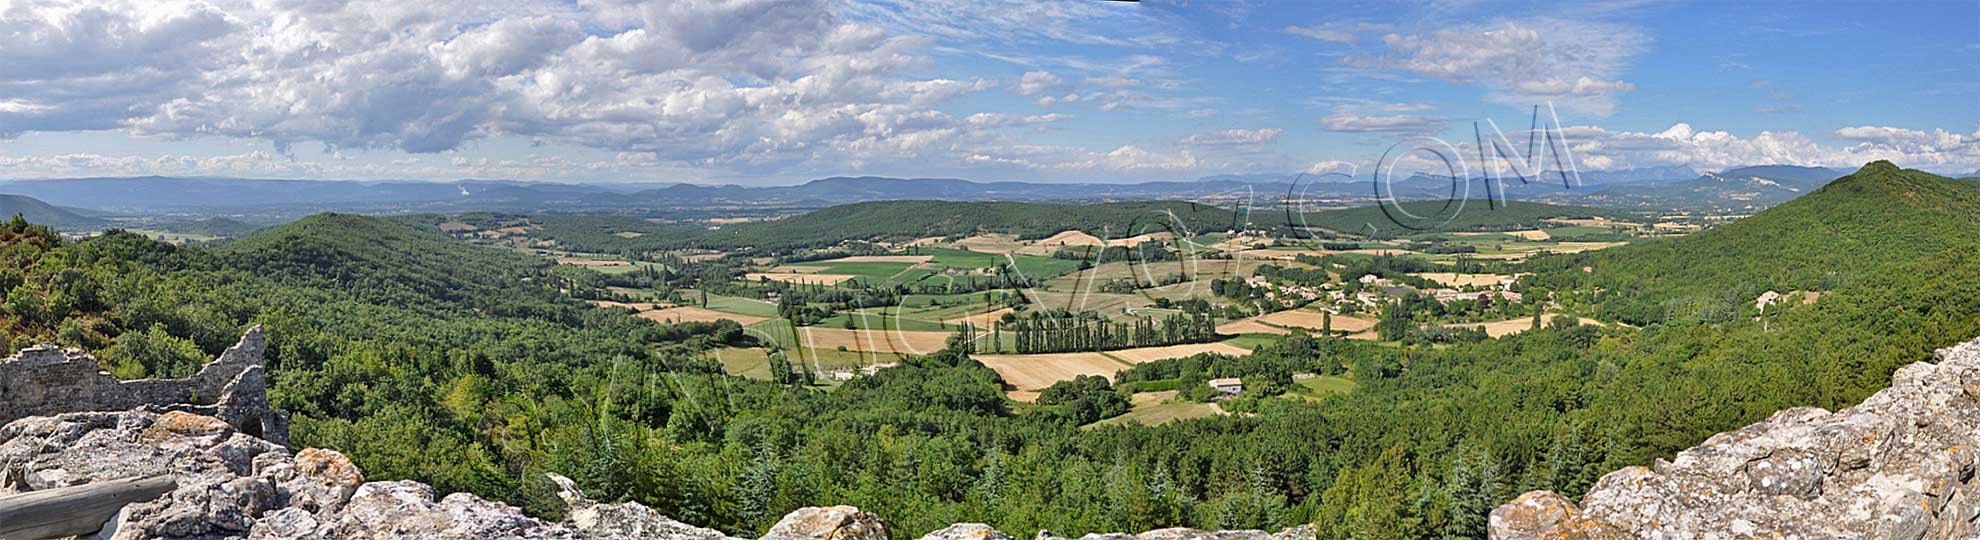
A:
1358 18 1648 116
0 0 1004 174
1016 71 1067 95
1540 123 1980 172
965 112 1070 127
1179 128 1283 146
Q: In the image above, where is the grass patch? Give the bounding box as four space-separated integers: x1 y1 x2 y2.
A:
1219 333 1281 350
1294 375 1357 396
703 294 779 317
1088 391 1221 428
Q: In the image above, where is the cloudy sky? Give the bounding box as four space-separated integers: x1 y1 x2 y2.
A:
0 0 1976 184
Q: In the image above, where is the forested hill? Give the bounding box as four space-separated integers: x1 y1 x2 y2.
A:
218 213 555 309
1300 200 1629 236
1526 161 1980 325
0 193 109 230
698 200 1250 249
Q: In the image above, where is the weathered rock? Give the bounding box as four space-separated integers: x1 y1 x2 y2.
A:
920 523 1012 540
255 480 582 540
1035 525 1314 540
765 506 891 540
1490 337 1980 539
548 473 739 540
0 326 288 447
0 409 287 540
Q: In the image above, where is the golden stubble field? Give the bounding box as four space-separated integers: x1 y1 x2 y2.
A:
1256 310 1376 332
639 306 770 326
977 342 1253 401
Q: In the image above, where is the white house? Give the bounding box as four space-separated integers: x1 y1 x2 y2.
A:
1209 377 1244 396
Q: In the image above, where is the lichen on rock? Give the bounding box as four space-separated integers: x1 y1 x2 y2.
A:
1490 337 1980 539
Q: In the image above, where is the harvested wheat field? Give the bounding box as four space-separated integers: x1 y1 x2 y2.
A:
745 273 857 285
942 307 1014 328
1549 242 1627 253
975 352 1126 394
1415 272 1515 288
1106 342 1252 364
639 306 769 326
796 327 954 355
1037 230 1105 247
954 234 1026 253
1467 316 1607 338
588 300 664 311
831 255 935 264
1258 310 1376 332
1105 231 1176 247
1217 319 1290 335
557 258 631 266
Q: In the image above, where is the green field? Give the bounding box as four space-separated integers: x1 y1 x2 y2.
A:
1294 375 1357 396
1218 333 1281 350
702 293 779 317
1089 392 1222 428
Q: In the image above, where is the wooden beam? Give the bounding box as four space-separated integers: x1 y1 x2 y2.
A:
0 475 176 540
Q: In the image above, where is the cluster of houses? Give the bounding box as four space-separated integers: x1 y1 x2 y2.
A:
1242 275 1323 307
1249 272 1528 313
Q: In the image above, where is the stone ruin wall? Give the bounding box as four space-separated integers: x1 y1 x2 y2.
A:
0 325 286 446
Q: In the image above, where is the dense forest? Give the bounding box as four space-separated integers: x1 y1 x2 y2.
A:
0 162 1973 539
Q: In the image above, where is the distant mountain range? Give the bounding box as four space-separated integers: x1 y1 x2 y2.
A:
0 164 1857 222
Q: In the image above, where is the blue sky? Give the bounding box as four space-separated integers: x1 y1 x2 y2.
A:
0 0 1974 184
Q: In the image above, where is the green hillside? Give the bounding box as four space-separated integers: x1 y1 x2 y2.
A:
1303 200 1630 236
1527 161 1980 325
0 193 108 230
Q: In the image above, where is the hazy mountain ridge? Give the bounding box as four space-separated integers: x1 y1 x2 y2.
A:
0 193 111 230
0 165 1864 223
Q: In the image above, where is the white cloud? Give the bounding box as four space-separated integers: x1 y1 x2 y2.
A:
1360 18 1648 116
1016 71 1066 96
1536 123 1980 172
1058 145 1198 172
1284 25 1354 44
1318 112 1450 136
0 0 1005 175
965 112 1070 127
1179 128 1283 146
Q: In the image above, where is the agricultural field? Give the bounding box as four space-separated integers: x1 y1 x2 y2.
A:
1104 342 1250 363
1088 391 1223 427
744 272 857 285
638 306 769 326
976 352 1125 401
1256 310 1376 333
1413 272 1516 288
977 341 1256 400
1294 375 1357 396
1458 316 1609 338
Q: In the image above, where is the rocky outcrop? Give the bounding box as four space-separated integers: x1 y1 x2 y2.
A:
0 326 287 447
1491 337 1980 540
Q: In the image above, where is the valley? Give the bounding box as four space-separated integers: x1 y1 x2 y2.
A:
0 161 1973 539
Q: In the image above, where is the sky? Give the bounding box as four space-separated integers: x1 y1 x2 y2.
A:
0 0 1975 184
